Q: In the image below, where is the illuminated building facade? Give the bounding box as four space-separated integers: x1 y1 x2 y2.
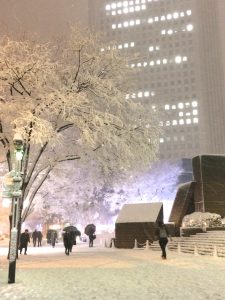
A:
88 0 225 161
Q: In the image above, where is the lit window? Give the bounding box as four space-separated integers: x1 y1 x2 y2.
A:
118 10 122 14
159 121 163 126
123 1 129 6
141 4 146 9
187 10 192 16
155 16 159 21
143 62 148 67
172 120 177 125
156 59 161 65
129 0 134 4
150 61 155 66
131 93 136 98
151 91 155 96
138 92 143 97
105 5 111 10
193 109 198 115
168 29 173 35
124 43 128 48
165 104 170 110
124 21 129 27
192 101 198 107
130 20 135 26
185 102 190 107
117 2 122 7
137 62 142 67
100 48 104 52
112 11 116 15
131 63 135 68
160 138 164 143
167 14 172 20
155 46 160 50
135 5 140 11
166 121 170 126
149 46 154 51
179 119 184 125
135 0 140 3
186 112 191 116
123 7 129 13
144 91 149 97
136 19 141 25
186 119 191 124
148 18 154 23
125 94 130 99
178 103 184 109
179 112 183 117
172 105 176 109
162 58 168 64
175 56 182 63
183 56 188 62
129 7 134 12
161 15 166 21
193 118 199 123
173 12 179 19
112 24 116 29
180 12 185 17
111 3 117 9
118 23 122 28
187 24 194 31
130 42 135 47
161 30 166 35
118 45 123 49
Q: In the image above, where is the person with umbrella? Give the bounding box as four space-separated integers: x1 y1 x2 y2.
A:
63 225 81 254
84 224 96 248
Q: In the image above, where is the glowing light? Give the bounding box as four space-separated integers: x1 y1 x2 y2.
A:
187 24 194 31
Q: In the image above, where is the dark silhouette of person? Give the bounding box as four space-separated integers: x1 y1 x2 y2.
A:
68 231 76 253
155 221 171 260
50 231 57 248
19 229 30 255
63 231 73 255
32 230 38 247
89 233 96 247
37 231 43 247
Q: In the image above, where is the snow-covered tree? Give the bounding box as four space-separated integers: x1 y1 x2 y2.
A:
0 27 160 226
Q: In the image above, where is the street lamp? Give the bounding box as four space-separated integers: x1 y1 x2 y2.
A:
8 133 24 284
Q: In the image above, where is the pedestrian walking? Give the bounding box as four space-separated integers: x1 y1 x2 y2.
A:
155 221 171 260
63 231 73 255
32 229 38 247
19 229 30 255
89 233 96 247
37 231 43 247
50 231 57 248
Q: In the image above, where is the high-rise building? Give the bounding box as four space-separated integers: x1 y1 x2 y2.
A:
88 0 225 161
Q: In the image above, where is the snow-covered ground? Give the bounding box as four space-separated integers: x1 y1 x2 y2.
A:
0 239 225 300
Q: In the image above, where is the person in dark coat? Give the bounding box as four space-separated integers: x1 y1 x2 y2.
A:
155 221 171 260
63 231 73 255
32 230 38 247
50 231 57 248
37 231 43 247
19 229 30 255
89 233 96 247
68 231 76 253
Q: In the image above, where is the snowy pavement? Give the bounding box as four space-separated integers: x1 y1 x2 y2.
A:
0 240 225 300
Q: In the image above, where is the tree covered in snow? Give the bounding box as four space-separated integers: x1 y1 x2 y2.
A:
0 27 160 224
32 161 181 226
182 212 224 228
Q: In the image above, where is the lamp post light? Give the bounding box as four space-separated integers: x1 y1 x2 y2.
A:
8 133 24 284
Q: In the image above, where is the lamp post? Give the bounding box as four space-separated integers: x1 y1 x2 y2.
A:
8 133 24 284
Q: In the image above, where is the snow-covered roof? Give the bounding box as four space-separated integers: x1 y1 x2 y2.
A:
116 202 163 223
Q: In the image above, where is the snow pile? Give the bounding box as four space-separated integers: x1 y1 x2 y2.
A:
182 212 224 228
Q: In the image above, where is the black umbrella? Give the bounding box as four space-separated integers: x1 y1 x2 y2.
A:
84 224 96 236
63 225 81 236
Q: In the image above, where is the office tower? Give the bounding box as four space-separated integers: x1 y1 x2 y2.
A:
88 0 225 161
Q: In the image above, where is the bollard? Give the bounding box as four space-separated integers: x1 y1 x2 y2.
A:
177 242 181 255
213 245 218 258
145 240 150 250
134 239 138 249
194 243 198 256
111 239 115 248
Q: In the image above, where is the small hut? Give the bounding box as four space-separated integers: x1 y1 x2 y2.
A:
115 202 163 248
